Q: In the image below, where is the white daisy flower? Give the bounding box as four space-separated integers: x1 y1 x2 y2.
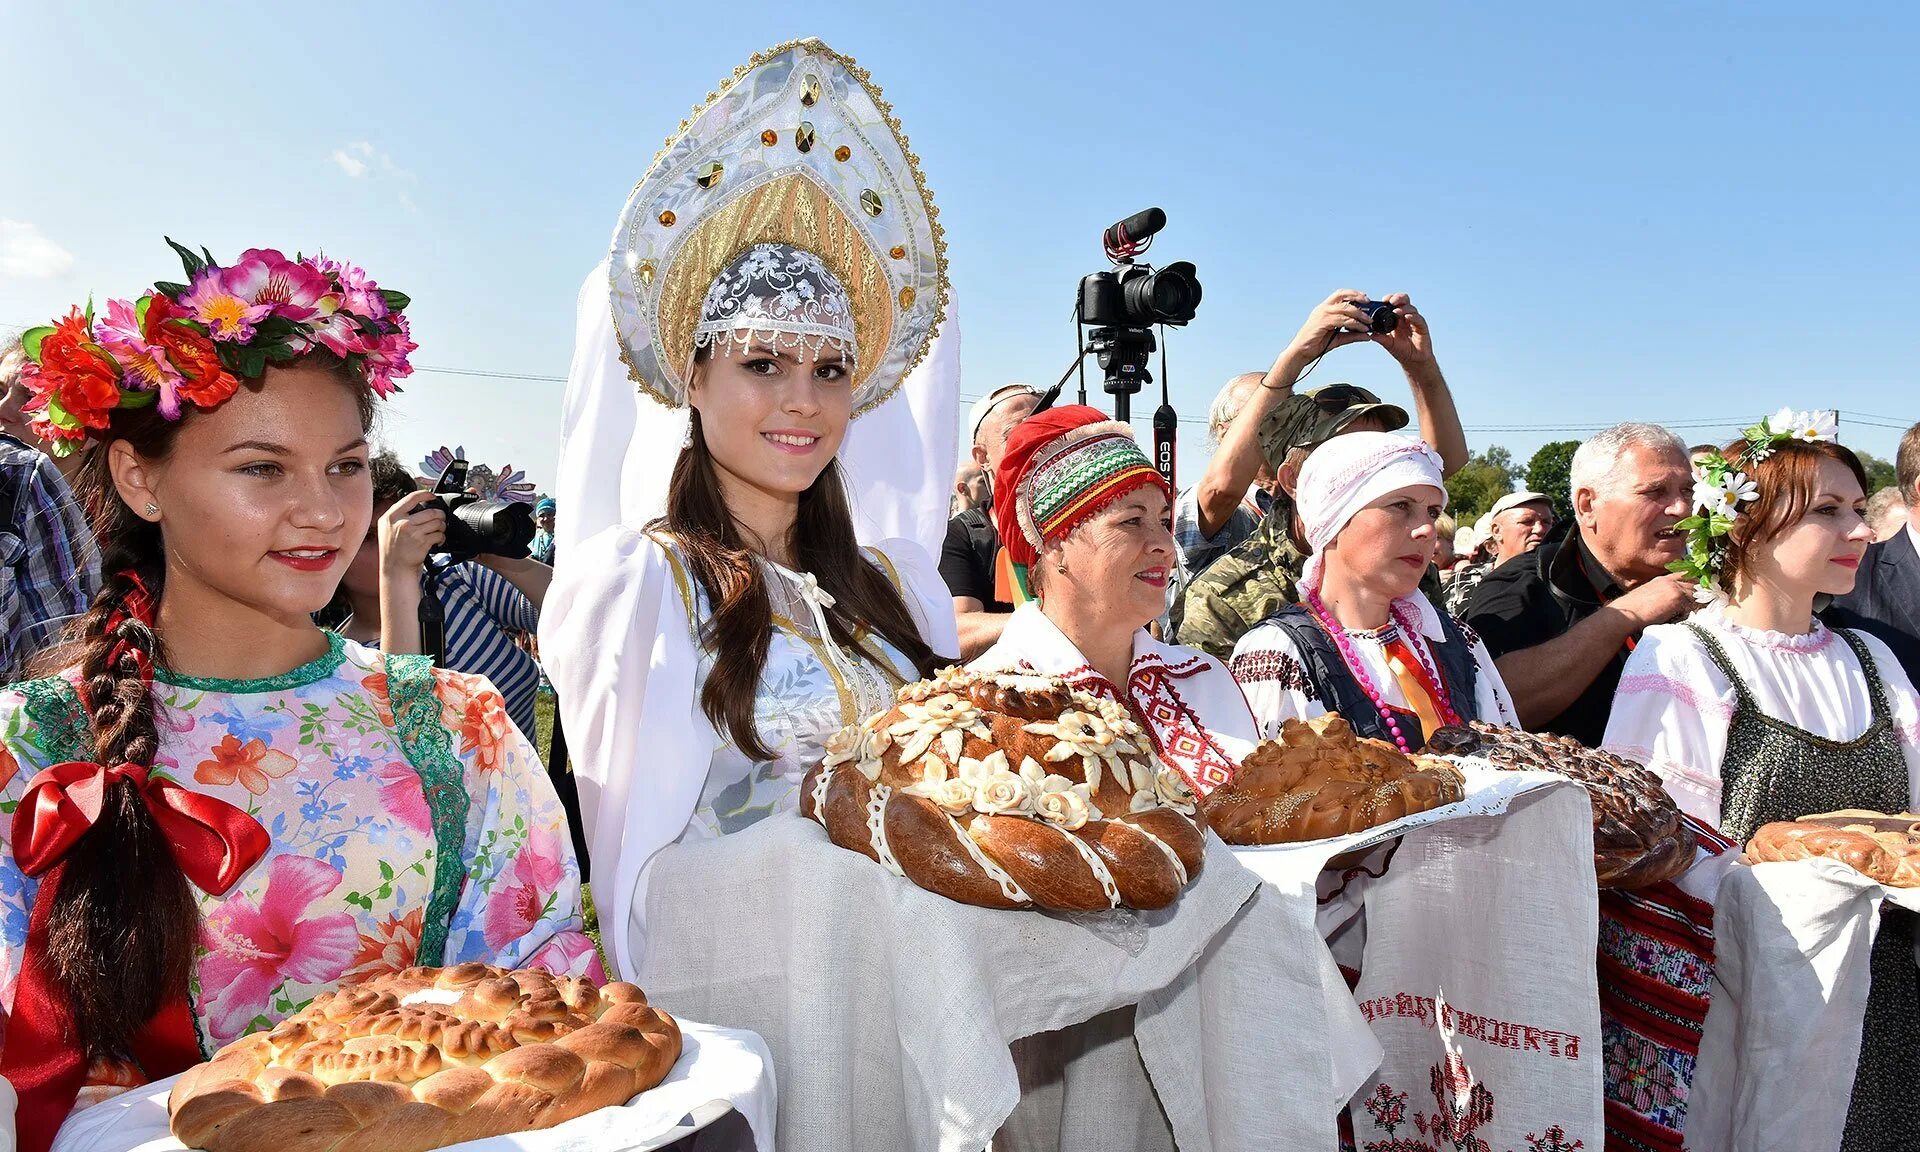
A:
1793 409 1837 443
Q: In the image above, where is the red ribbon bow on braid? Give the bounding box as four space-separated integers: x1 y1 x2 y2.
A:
0 571 270 1152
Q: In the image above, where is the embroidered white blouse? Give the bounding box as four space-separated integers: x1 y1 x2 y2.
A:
1228 595 1520 742
969 602 1258 795
1602 604 1920 829
540 528 958 977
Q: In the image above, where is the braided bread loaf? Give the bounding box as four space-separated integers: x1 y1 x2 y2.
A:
1748 809 1920 887
1198 713 1465 844
1424 721 1694 889
169 963 681 1152
799 667 1207 911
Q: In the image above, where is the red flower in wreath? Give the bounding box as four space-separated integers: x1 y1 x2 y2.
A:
146 294 239 410
27 307 122 433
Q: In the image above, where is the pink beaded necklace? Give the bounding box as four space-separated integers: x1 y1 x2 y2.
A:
1304 588 1461 754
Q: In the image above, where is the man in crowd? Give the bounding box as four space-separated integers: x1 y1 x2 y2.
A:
1174 371 1277 578
942 383 1040 657
1466 423 1697 745
1447 490 1555 613
951 461 989 516
1828 420 1920 679
1175 290 1467 659
1864 486 1907 542
0 336 99 681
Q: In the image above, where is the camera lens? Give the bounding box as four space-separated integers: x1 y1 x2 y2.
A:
1359 300 1399 334
1121 261 1203 327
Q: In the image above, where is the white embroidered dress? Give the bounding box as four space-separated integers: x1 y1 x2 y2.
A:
1603 604 1920 828
1229 597 1520 741
970 602 1258 795
541 529 957 977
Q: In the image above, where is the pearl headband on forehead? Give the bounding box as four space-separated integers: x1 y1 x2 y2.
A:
692 242 858 372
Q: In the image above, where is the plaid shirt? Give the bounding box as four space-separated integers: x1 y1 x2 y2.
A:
1 437 98 683
1172 484 1267 581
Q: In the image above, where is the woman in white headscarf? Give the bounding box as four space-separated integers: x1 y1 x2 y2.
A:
1229 431 1518 746
539 40 960 979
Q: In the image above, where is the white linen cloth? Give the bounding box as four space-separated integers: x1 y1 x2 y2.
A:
551 261 960 563
46 1019 777 1152
540 528 959 978
1229 594 1521 740
1603 605 1920 827
1233 764 1604 1152
1688 858 1920 1152
635 813 1350 1152
971 602 1259 795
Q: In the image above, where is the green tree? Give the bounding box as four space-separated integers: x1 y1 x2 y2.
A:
1445 445 1520 523
1856 450 1898 495
1524 440 1581 525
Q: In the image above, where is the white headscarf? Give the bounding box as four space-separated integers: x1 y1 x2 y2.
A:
1296 431 1447 596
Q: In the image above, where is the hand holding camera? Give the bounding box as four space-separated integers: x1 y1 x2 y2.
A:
380 491 448 577
1368 292 1436 370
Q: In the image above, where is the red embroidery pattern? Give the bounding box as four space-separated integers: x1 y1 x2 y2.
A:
1225 649 1318 696
1360 1056 1585 1152
1127 666 1238 791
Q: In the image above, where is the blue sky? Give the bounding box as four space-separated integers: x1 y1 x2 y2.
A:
4 1 1915 493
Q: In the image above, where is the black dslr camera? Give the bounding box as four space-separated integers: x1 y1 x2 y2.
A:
1075 208 1202 410
426 458 535 561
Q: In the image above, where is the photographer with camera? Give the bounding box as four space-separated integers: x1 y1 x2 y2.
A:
1175 290 1468 660
333 451 551 737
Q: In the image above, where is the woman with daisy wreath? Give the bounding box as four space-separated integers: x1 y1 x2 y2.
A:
0 243 597 1152
1603 407 1920 1150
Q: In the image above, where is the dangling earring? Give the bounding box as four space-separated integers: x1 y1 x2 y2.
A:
682 421 693 450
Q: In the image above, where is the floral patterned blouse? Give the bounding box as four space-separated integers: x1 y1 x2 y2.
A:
0 632 599 1097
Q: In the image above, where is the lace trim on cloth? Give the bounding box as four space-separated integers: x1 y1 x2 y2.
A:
382 652 472 966
692 243 858 368
1700 606 1836 654
155 631 348 692
16 675 91 762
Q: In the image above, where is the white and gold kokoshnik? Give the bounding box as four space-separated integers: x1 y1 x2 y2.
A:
608 38 947 417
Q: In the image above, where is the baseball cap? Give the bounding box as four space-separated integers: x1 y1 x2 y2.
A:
1488 490 1553 518
1256 383 1410 469
968 383 1040 442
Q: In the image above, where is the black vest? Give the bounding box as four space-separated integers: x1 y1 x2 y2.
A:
1263 603 1483 750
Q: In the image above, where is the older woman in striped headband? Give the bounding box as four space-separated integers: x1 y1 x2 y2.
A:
971 405 1258 797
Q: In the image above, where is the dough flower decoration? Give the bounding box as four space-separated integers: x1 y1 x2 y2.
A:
1018 756 1099 830
1022 709 1141 794
888 693 993 764
1671 407 1837 600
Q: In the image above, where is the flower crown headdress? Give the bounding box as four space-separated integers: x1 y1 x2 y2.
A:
1670 407 1839 600
17 239 415 455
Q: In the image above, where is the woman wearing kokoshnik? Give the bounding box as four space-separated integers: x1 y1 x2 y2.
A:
0 244 598 1152
1603 409 1920 1150
540 39 960 981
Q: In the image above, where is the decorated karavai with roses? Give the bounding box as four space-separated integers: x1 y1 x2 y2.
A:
0 244 589 1152
14 240 415 455
801 667 1206 911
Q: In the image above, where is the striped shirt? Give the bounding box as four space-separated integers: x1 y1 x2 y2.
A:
358 558 542 737
1 436 98 684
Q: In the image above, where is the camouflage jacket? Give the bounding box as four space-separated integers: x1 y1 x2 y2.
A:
1174 497 1445 662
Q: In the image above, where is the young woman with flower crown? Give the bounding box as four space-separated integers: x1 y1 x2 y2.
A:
0 244 597 1152
1603 408 1920 1151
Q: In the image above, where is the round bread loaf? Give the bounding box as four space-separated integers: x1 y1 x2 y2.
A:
1426 721 1694 889
1197 713 1465 844
169 963 681 1152
800 667 1207 911
1747 809 1920 887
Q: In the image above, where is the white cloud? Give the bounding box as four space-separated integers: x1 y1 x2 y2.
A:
331 149 369 177
0 220 75 279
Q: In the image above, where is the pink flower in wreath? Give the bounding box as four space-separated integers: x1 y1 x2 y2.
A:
483 826 565 953
360 312 415 397
178 265 275 343
222 248 333 324
198 855 358 1042
314 256 389 321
